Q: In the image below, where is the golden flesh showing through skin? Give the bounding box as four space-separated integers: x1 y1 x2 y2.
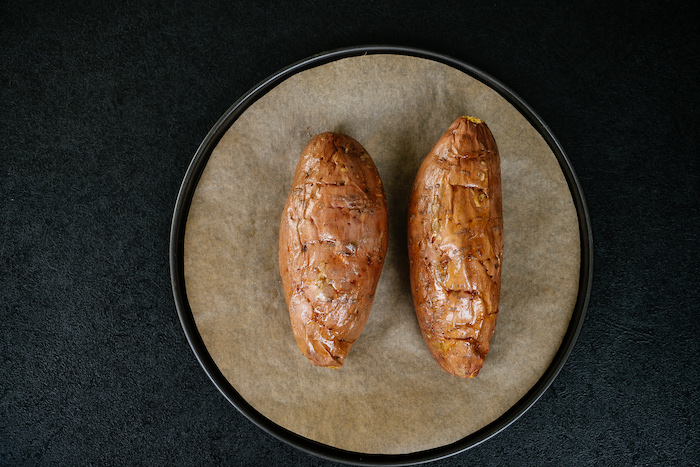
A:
408 117 503 379
279 133 389 368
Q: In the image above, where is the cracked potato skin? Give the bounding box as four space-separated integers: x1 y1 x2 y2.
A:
279 132 388 368
408 117 503 379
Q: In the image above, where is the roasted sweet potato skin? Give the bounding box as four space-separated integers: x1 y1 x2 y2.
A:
408 117 503 379
279 132 388 368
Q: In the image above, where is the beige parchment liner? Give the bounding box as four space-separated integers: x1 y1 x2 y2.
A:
183 54 580 454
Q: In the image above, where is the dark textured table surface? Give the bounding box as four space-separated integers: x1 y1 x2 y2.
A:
2 1 698 465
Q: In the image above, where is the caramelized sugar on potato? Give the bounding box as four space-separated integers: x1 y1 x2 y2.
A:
279 133 388 368
408 117 504 379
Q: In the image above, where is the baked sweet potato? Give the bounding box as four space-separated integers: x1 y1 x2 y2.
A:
408 116 504 378
279 132 388 368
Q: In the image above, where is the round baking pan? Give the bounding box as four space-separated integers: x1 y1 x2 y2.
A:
170 45 593 465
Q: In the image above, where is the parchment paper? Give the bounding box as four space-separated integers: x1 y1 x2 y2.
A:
183 55 580 454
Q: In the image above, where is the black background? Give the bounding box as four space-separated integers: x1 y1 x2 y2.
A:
2 1 698 465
